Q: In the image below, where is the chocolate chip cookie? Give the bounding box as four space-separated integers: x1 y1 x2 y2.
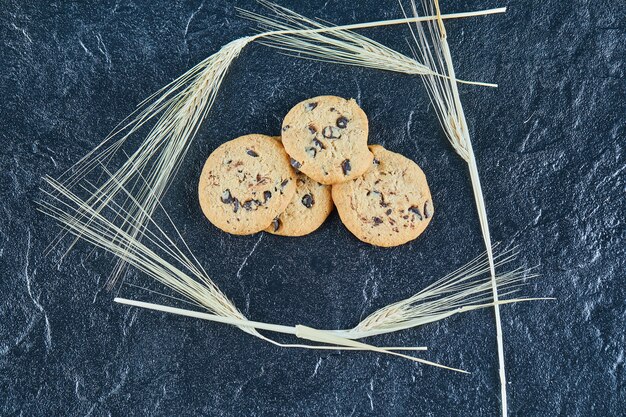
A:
198 134 296 235
265 137 334 236
281 95 373 185
332 145 434 247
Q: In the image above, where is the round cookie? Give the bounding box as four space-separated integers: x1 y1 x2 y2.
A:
265 137 334 236
281 95 373 185
332 145 434 247
198 134 297 235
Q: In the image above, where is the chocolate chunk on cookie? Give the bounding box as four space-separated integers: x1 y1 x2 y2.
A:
281 95 373 185
265 136 334 237
198 134 296 235
332 145 434 247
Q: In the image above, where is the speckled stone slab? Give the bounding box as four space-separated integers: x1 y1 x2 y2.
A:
1 1 624 416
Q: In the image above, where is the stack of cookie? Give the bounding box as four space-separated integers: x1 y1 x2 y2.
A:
198 95 434 247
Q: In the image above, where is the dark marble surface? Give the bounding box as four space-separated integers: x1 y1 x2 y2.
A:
1 1 624 416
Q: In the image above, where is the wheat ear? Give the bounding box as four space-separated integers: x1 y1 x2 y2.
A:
40 176 483 372
404 0 510 414
49 37 253 287
39 167 544 373
337 250 551 339
239 0 499 87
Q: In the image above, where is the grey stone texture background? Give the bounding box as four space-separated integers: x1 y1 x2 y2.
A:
1 1 624 416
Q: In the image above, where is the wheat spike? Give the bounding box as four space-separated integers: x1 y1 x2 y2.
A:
239 0 498 87
38 168 544 374
403 1 510 415
338 250 548 339
49 37 252 287
39 175 480 371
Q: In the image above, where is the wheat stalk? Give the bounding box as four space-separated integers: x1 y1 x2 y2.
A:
39 175 486 372
401 0 511 414
49 37 254 288
38 167 545 374
341 254 548 339
239 0 499 87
